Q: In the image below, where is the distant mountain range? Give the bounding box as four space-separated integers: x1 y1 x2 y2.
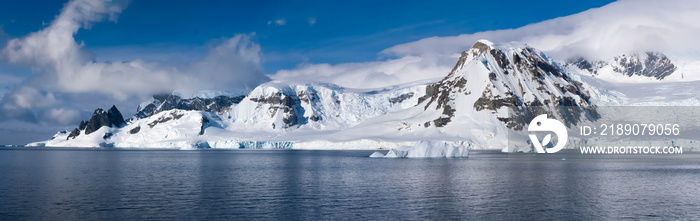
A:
27 39 692 149
566 52 678 80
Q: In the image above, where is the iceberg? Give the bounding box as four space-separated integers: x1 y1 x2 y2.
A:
371 140 469 158
369 151 386 158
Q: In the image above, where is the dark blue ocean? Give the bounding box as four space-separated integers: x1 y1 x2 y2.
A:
1 148 700 220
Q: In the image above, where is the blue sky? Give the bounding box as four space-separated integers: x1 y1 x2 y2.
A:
1 0 614 73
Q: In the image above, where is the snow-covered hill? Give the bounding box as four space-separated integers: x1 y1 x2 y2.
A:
29 40 604 149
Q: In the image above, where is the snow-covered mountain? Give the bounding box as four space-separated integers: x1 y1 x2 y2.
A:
416 40 597 130
564 52 679 82
29 40 601 149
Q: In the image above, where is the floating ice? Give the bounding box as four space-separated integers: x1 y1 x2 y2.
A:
374 140 469 158
369 152 386 158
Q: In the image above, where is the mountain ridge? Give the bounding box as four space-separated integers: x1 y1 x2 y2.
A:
30 39 610 149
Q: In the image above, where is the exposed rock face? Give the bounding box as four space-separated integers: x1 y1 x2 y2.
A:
129 126 140 134
147 111 185 128
613 52 676 79
108 106 125 126
390 92 414 104
250 92 305 129
67 105 126 140
67 128 81 140
418 75 462 127
568 57 604 75
134 94 245 119
200 117 210 135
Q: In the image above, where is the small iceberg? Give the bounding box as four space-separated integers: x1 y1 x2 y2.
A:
370 140 469 158
369 152 386 158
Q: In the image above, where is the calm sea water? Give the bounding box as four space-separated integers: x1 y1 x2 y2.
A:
1 148 700 220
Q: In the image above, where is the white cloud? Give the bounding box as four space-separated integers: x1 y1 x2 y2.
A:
43 107 81 125
276 18 287 25
184 34 267 94
268 18 287 26
382 0 700 61
2 86 57 109
308 18 316 25
273 54 457 89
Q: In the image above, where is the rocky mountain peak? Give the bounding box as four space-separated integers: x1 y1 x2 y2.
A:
445 40 494 80
471 39 493 55
67 105 126 140
418 40 598 129
107 105 125 127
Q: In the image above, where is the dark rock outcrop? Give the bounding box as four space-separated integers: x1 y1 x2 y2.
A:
390 92 414 104
67 128 81 140
134 94 244 119
147 111 185 128
200 117 210 135
568 57 600 74
67 105 126 140
129 126 141 134
84 106 126 134
250 92 304 129
613 52 676 79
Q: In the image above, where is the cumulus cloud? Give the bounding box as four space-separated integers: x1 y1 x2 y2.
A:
382 0 700 60
308 18 316 26
0 0 269 127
